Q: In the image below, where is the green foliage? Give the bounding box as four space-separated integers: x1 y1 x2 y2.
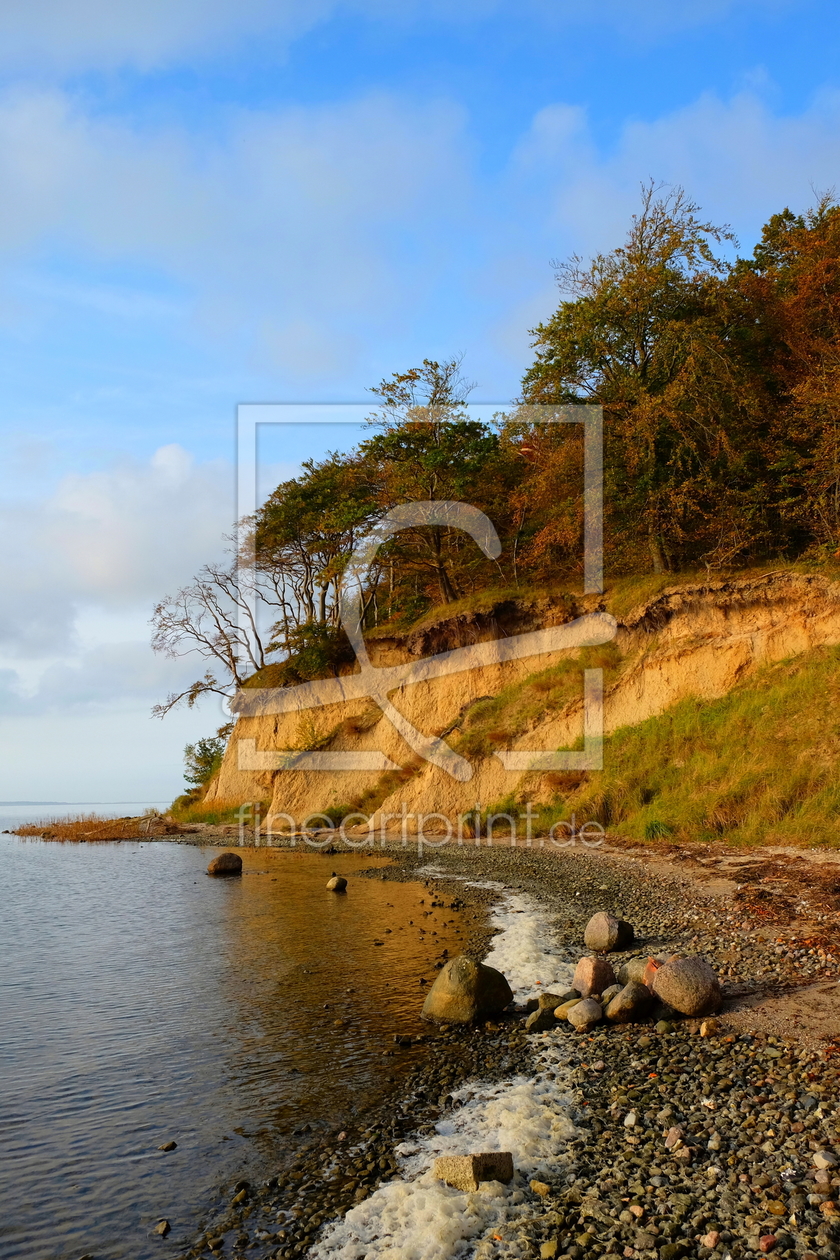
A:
183 721 234 787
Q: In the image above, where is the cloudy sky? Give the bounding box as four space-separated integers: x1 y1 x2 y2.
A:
1 0 838 801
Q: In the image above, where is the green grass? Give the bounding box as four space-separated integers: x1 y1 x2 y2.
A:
539 646 840 847
453 641 625 759
169 797 269 826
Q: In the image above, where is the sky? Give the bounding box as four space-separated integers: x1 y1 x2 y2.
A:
0 0 838 801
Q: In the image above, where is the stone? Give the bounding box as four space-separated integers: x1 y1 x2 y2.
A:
601 984 623 1004
584 911 635 952
617 957 652 986
699 1018 721 1036
814 1151 838 1170
207 851 242 876
655 1019 674 1034
158 1140 177 1151
605 980 654 1024
572 956 616 997
525 1007 557 1033
540 1244 559 1260
530 1179 551 1196
700 1232 721 1249
433 1152 514 1190
326 872 347 892
651 956 722 1017
537 991 571 1010
153 1220 171 1236
422 956 513 1024
554 998 584 1020
567 998 603 1031
758 1235 777 1253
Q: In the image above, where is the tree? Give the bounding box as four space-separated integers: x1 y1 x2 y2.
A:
521 182 774 572
150 558 283 716
184 722 234 787
360 358 503 603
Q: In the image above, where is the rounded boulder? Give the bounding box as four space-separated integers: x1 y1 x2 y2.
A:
652 955 722 1016
572 955 616 997
421 955 513 1024
584 911 635 952
326 872 347 892
567 998 603 1032
207 851 242 877
605 980 654 1024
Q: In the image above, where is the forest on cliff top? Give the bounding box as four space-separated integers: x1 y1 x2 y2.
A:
152 184 840 718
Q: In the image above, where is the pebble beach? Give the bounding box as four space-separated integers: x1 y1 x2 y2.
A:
174 837 840 1260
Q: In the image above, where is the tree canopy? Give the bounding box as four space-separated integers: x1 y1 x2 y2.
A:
152 187 840 710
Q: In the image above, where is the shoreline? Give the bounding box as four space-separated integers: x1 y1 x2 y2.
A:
176 840 840 1260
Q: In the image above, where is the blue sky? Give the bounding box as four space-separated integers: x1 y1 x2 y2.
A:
0 0 838 800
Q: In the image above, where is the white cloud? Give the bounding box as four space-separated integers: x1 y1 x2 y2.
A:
0 0 794 72
0 444 233 657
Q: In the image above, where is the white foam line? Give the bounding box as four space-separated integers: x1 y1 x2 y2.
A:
309 878 577 1260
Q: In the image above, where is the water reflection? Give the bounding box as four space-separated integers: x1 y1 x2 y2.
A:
0 839 467 1260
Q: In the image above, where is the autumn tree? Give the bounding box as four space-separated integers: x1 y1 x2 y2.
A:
521 182 774 572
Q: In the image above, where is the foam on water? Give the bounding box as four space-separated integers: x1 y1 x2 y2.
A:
310 876 577 1259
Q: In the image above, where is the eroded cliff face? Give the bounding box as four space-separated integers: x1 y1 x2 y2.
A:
203 571 840 828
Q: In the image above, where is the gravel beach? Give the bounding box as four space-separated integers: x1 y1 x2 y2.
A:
176 838 840 1260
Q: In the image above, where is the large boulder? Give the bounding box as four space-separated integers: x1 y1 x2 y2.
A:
584 912 634 953
605 980 654 1024
652 956 722 1017
422 956 513 1024
207 851 242 876
572 956 616 997
567 998 603 1031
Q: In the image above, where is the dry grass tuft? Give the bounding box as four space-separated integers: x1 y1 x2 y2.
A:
15 810 176 841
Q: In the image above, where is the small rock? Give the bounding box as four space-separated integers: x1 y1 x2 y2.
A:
655 1020 674 1034
206 851 242 876
326 872 347 892
422 956 513 1024
572 956 616 997
758 1235 776 1253
699 1018 720 1036
157 1141 177 1152
814 1150 838 1169
525 1008 557 1033
433 1152 514 1190
540 1244 559 1260
700 1231 720 1249
530 1179 551 1196
623 1111 637 1128
606 980 653 1024
584 911 634 952
652 956 721 1017
537 991 570 1010
567 998 603 1031
554 998 584 1020
153 1220 171 1236
232 1187 248 1205
601 983 623 1004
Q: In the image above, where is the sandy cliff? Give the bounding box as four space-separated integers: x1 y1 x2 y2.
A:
202 571 840 828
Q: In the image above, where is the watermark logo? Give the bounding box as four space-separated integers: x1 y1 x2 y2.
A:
234 404 613 780
237 800 606 854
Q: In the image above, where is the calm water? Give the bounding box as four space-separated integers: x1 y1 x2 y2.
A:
0 837 467 1260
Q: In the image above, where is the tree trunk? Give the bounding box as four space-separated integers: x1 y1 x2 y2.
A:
648 529 669 574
